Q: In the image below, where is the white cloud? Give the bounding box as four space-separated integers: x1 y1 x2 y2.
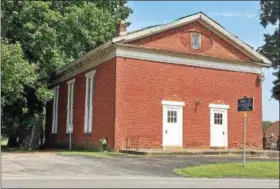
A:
210 12 256 18
244 13 256 18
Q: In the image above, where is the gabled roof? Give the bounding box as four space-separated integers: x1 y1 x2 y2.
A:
265 121 279 138
113 12 271 65
53 12 271 82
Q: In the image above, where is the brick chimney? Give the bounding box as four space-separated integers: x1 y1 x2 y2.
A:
116 20 127 37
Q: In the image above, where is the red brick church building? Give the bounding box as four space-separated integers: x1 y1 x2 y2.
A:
45 12 271 150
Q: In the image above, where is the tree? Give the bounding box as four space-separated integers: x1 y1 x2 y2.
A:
1 0 132 147
258 0 280 100
262 121 272 133
1 41 36 107
1 41 37 147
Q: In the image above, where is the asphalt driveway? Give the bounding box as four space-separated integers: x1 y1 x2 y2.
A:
2 152 277 178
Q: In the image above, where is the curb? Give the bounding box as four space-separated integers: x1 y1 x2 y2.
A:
119 150 279 159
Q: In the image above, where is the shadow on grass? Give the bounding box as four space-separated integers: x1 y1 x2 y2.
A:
1 145 137 159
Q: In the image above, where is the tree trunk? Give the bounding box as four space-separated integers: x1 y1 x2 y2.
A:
7 122 18 147
17 125 26 147
40 125 44 148
7 133 17 147
28 116 43 149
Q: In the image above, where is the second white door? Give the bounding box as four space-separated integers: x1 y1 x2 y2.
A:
210 108 228 147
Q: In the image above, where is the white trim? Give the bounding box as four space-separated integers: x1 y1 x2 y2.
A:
66 80 75 133
209 107 228 147
84 77 89 133
84 73 95 133
162 100 185 106
162 104 184 147
55 41 113 76
113 12 271 65
51 86 60 134
200 14 271 65
191 32 201 50
67 78 75 85
51 85 60 90
50 13 271 85
209 104 230 109
85 70 96 78
51 46 116 86
50 43 264 85
116 45 263 74
113 13 201 43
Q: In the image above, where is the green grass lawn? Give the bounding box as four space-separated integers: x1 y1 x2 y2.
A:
174 162 279 179
57 150 140 158
1 139 8 146
2 147 119 158
57 151 114 158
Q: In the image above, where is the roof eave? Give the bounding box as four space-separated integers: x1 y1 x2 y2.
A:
55 41 113 76
112 13 202 43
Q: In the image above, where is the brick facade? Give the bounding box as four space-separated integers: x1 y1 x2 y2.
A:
115 57 262 149
46 20 263 150
130 22 252 62
46 58 116 149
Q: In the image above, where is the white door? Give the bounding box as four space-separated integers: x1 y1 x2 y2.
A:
210 108 228 147
163 106 183 147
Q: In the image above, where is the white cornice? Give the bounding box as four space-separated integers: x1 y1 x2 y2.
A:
115 44 262 74
113 13 201 43
50 43 264 86
50 44 263 86
50 46 116 86
199 15 271 65
55 41 113 76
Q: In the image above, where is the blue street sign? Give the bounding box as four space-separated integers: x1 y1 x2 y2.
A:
238 97 253 112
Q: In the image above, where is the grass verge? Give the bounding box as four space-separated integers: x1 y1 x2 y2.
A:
174 162 279 179
57 151 115 158
1 147 125 158
1 139 8 146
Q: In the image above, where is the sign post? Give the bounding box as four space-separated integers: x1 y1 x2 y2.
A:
237 96 253 168
243 112 247 168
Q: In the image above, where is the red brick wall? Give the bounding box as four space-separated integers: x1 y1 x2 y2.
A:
114 57 262 150
46 21 262 150
129 22 252 62
46 58 116 149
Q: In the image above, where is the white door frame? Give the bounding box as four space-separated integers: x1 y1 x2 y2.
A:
209 104 230 148
162 100 185 148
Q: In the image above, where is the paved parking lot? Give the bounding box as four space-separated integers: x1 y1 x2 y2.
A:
2 152 277 178
2 153 279 188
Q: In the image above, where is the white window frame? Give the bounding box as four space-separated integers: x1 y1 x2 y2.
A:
84 70 96 133
191 32 201 49
52 86 60 134
66 79 75 133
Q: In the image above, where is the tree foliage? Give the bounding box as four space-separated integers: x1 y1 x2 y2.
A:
262 121 272 133
258 0 280 100
1 0 132 147
1 41 36 107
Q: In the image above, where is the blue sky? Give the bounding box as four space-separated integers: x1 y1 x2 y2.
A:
126 1 279 121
